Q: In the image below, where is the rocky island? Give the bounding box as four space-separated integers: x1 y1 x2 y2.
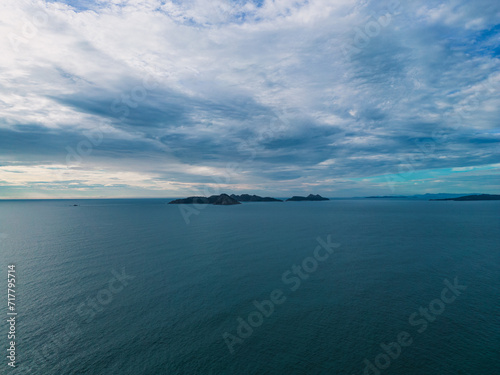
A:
286 194 329 201
169 193 331 205
230 194 282 202
430 194 500 201
169 193 241 205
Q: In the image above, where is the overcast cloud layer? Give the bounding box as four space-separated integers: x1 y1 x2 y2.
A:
0 0 499 198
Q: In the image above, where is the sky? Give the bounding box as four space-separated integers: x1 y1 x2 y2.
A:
0 0 499 198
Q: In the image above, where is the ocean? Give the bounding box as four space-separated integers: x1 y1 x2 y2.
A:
1 199 499 374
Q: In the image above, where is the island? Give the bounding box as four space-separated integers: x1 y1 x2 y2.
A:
430 194 500 201
169 193 332 205
230 194 282 202
286 194 329 202
168 193 241 205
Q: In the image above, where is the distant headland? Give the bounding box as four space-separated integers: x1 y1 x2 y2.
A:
430 194 500 201
363 193 495 200
168 193 329 205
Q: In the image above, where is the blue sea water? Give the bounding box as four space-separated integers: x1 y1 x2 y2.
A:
0 199 499 374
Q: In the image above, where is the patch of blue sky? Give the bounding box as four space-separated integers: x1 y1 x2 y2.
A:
353 163 500 184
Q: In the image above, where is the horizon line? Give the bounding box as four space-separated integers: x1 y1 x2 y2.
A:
0 192 492 201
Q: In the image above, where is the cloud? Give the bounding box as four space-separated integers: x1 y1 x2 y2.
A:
0 0 499 198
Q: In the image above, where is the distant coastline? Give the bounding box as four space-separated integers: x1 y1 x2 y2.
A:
429 194 500 201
